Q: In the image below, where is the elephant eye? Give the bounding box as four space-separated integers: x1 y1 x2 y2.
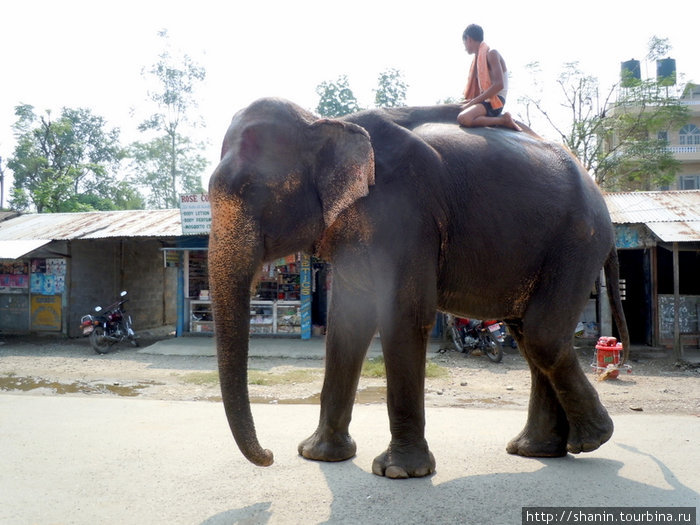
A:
238 177 269 209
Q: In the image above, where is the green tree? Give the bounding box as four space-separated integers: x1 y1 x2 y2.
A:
598 77 688 190
7 105 140 212
130 31 207 209
519 61 616 178
130 135 207 209
374 68 408 108
315 75 361 117
646 36 672 62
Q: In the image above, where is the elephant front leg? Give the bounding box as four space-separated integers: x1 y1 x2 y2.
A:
371 320 436 479
298 285 377 463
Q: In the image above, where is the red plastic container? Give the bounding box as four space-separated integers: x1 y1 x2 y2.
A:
594 336 622 378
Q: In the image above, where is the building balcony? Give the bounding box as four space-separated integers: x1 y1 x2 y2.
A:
682 99 700 117
665 145 700 163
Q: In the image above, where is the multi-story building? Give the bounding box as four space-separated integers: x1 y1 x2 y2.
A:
666 83 700 190
608 59 700 191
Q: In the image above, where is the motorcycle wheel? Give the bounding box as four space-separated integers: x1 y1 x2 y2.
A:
90 326 112 354
482 330 504 363
449 326 465 352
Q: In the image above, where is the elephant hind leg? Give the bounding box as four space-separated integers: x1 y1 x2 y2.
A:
546 350 614 454
504 323 568 457
506 365 569 457
515 307 613 456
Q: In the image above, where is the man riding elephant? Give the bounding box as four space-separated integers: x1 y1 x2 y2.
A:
457 24 522 131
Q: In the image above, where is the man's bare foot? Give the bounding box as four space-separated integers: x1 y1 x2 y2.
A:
502 112 522 131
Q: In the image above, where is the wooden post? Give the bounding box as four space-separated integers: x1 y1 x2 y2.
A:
599 269 612 336
673 242 681 360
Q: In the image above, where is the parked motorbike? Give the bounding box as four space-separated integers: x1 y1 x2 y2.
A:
80 291 138 354
499 324 519 350
447 315 504 363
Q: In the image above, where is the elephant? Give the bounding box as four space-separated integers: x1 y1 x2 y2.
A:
207 97 630 479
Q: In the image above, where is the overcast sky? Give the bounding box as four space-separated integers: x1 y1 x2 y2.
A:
1 0 697 201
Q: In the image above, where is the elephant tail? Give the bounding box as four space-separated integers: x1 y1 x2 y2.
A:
603 247 631 365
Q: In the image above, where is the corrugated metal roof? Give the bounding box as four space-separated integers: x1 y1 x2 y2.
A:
604 190 700 242
604 190 700 223
0 239 52 260
646 221 700 242
0 209 182 241
0 211 20 223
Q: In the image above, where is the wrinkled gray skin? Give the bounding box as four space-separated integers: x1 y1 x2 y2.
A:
208 98 629 478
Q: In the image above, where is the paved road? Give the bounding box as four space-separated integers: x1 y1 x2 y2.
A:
1 394 698 524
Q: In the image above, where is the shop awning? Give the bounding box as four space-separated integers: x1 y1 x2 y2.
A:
0 239 52 260
646 221 700 243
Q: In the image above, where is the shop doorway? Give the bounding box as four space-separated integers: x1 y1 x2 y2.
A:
311 261 330 334
617 249 653 346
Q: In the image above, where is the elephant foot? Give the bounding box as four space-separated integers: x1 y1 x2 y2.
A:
566 408 614 454
298 429 356 462
506 428 568 458
507 406 614 457
371 442 436 479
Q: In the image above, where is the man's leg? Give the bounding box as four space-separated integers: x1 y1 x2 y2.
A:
457 103 487 126
458 103 521 130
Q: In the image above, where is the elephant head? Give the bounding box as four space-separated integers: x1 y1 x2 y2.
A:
208 98 374 466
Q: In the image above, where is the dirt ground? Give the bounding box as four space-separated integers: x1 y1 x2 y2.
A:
0 334 698 416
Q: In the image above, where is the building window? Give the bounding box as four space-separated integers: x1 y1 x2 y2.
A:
679 124 700 145
657 130 668 142
680 175 699 190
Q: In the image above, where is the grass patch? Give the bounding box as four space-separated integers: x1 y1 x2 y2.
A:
361 357 448 379
426 360 449 379
361 357 387 378
181 371 220 386
179 359 448 387
248 369 319 386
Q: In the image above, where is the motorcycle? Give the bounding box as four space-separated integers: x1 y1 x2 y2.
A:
80 291 138 354
447 315 504 363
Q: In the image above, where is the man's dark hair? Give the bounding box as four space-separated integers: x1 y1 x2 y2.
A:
463 24 483 42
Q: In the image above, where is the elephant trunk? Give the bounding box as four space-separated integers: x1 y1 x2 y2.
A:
208 196 273 467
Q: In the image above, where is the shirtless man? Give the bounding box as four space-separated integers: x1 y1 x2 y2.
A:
457 24 521 131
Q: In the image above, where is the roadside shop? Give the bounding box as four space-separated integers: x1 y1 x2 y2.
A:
169 194 330 339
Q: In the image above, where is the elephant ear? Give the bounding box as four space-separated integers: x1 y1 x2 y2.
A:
310 119 375 228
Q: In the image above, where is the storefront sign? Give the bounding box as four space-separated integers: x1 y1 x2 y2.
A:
180 194 212 234
300 254 311 340
615 224 654 249
30 295 62 331
0 261 29 293
30 258 66 294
